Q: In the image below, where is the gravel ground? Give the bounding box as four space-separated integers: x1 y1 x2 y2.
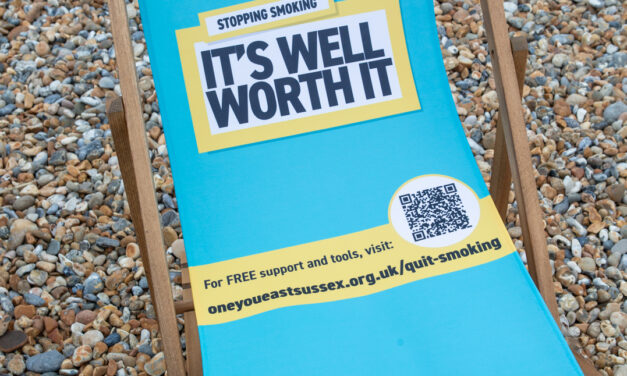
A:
0 0 624 375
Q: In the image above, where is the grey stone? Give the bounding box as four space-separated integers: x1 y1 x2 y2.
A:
551 34 574 45
13 196 36 211
25 350 65 373
49 150 67 166
98 76 115 89
47 239 61 256
23 293 46 307
83 273 104 295
604 101 627 122
612 240 627 255
96 237 120 248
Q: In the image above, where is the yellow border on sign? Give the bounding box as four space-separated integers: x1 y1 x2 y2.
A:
199 0 338 42
189 196 513 325
176 0 421 153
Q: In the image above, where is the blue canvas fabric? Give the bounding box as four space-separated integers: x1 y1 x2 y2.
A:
136 0 583 374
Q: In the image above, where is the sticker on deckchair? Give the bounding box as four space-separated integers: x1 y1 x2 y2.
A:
176 0 420 153
189 175 515 325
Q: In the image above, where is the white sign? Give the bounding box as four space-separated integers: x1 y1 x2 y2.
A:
195 10 402 135
205 0 331 36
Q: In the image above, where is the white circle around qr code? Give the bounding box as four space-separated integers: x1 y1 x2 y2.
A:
389 175 480 248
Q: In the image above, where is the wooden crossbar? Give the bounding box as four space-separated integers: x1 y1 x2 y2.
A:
106 0 600 374
489 36 528 222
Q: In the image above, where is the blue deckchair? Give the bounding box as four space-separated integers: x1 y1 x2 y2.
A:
106 0 598 374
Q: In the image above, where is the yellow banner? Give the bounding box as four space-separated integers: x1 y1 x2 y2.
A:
189 197 515 325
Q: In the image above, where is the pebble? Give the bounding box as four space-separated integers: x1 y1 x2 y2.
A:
23 293 46 306
47 239 61 255
559 294 580 312
145 352 166 376
7 354 25 375
580 257 597 273
13 196 35 211
81 330 104 347
76 310 97 325
25 350 64 373
607 183 625 203
571 239 582 258
0 331 28 352
72 345 92 366
552 53 569 68
508 227 522 238
613 240 627 255
0 313 9 337
98 76 115 90
83 273 104 295
604 102 627 122
104 332 121 346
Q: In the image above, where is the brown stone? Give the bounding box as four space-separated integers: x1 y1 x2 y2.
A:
31 318 43 335
0 331 28 352
606 183 625 203
554 99 571 117
76 310 97 325
23 92 34 109
587 207 603 224
105 270 127 291
453 9 469 23
25 2 45 23
94 366 108 376
137 352 150 371
7 25 28 41
43 316 58 333
35 41 50 56
140 318 159 331
162 226 178 246
14 304 36 319
568 284 585 296
61 309 76 326
107 360 118 376
572 167 585 179
48 328 63 345
51 286 69 299
93 341 108 359
587 222 605 234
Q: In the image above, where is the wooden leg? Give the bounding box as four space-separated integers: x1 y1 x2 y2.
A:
107 0 187 372
480 0 558 322
107 97 186 375
180 248 203 376
489 36 528 222
479 1 600 374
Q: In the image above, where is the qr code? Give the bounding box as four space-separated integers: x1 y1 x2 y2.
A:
398 183 471 242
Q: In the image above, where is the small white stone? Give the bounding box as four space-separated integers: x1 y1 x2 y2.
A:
571 239 582 258
81 330 104 347
118 256 135 269
577 108 587 122
552 53 569 68
126 3 137 18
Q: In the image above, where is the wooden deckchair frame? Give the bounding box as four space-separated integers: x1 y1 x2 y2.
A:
105 0 600 374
